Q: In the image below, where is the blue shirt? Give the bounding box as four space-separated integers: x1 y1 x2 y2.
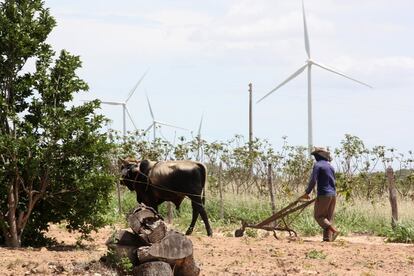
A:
305 160 336 196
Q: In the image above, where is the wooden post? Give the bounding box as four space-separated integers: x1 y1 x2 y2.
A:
386 166 398 228
267 163 276 214
219 161 224 220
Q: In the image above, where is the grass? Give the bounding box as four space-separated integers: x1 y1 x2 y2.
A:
306 249 327 259
108 188 414 243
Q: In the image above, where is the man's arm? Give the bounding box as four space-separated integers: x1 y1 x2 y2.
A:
305 165 318 195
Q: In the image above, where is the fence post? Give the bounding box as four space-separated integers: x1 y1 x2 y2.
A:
219 161 224 220
386 166 398 228
267 163 276 214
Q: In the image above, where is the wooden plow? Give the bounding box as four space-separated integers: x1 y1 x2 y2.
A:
234 197 316 238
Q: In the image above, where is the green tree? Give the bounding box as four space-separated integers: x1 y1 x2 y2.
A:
0 0 114 247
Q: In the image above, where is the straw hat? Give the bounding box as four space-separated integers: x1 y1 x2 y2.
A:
311 147 332 161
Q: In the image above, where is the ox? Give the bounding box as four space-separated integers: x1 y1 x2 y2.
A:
120 159 213 236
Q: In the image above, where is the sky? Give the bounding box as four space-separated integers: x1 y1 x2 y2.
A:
43 0 414 153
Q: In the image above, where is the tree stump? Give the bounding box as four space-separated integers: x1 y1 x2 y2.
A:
133 261 173 276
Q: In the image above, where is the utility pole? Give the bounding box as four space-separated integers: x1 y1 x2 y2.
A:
248 83 253 175
248 83 253 152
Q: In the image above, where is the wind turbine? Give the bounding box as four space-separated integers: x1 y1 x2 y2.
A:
144 95 188 142
99 70 148 137
257 0 372 153
195 113 203 161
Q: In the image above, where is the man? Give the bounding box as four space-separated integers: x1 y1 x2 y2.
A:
301 147 339 242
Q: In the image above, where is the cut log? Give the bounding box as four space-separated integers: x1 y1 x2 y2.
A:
136 231 200 276
128 205 159 233
174 255 200 276
105 229 145 247
148 230 193 260
133 261 173 276
137 246 156 263
105 229 145 266
136 231 193 263
106 244 138 266
128 204 167 243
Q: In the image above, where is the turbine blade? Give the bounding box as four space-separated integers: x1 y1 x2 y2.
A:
312 61 373 88
197 113 204 138
144 123 154 133
257 63 308 103
146 94 155 120
125 106 138 131
156 120 188 131
125 69 149 103
302 0 311 58
100 101 124 106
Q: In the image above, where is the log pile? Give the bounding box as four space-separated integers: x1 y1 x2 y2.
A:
106 204 200 276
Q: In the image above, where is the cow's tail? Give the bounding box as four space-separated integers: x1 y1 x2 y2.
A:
198 162 207 205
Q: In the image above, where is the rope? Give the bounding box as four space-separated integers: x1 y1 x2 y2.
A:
120 164 206 208
121 176 205 198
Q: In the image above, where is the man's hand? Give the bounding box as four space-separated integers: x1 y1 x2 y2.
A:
299 193 311 201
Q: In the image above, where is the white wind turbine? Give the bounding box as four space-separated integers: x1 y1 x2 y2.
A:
257 0 372 152
195 113 203 161
144 95 188 142
99 70 148 137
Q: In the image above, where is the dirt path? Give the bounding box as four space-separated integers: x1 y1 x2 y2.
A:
191 233 413 276
0 226 413 275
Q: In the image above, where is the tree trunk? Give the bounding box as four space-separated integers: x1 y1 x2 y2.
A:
386 166 398 228
5 183 21 247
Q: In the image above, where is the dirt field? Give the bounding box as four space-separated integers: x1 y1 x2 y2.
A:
0 225 413 276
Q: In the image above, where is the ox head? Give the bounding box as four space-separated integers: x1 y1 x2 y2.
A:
119 158 158 206
119 158 140 191
119 158 156 191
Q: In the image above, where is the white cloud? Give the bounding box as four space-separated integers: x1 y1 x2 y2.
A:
331 56 414 75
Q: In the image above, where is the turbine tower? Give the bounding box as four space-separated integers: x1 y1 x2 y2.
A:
100 70 148 137
144 95 188 142
196 113 203 161
257 0 372 153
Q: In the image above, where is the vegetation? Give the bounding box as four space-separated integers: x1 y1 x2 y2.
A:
1 1 413 249
114 131 414 201
0 0 114 247
109 130 414 243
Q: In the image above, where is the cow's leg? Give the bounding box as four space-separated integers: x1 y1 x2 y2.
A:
189 196 213 237
198 204 213 237
185 200 199 235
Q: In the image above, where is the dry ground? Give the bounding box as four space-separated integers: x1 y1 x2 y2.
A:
0 225 413 276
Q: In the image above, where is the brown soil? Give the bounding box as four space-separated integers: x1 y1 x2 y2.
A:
0 226 413 276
